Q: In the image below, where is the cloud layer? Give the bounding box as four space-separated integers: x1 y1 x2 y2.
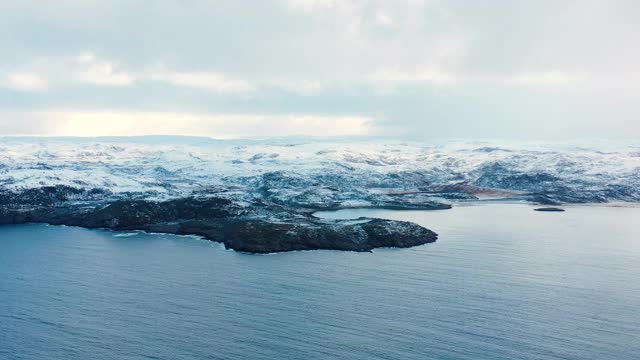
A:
1 0 639 139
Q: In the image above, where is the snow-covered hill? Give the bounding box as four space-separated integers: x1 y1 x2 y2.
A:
1 136 639 205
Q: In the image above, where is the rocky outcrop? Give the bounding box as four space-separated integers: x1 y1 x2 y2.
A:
165 218 437 253
0 194 441 253
534 207 566 212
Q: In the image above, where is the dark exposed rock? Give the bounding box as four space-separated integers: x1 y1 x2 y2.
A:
206 218 437 253
534 207 566 212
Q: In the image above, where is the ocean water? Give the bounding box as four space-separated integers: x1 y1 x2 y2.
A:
1 203 639 360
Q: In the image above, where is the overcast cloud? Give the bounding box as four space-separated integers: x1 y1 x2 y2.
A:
0 0 638 139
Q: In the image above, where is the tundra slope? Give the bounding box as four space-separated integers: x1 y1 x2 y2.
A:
1 137 638 252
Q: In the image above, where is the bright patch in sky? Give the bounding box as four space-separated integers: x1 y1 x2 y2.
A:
0 111 372 138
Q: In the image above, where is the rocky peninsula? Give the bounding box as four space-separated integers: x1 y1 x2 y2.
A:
0 187 442 253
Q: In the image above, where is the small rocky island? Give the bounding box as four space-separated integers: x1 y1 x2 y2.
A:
534 207 566 212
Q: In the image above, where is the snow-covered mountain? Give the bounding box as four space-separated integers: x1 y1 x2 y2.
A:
1 136 639 206
2 136 638 252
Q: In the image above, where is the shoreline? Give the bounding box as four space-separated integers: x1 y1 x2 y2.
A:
0 197 441 254
4 200 640 255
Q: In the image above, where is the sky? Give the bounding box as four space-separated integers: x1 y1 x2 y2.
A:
0 0 638 139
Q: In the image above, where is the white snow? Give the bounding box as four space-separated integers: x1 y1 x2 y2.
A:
1 137 638 199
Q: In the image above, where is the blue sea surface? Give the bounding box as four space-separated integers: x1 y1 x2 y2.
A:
1 204 639 359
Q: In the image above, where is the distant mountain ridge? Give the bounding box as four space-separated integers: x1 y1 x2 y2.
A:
1 137 638 205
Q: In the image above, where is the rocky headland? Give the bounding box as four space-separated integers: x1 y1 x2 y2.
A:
0 186 442 253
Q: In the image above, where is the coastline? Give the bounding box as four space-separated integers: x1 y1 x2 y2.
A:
0 197 442 254
5 199 640 254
